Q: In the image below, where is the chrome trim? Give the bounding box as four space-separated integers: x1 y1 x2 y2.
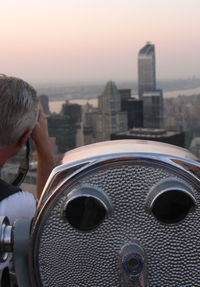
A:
147 178 196 211
36 141 200 232
145 177 197 223
3 225 12 252
0 216 12 262
61 184 112 231
64 184 112 216
38 153 200 210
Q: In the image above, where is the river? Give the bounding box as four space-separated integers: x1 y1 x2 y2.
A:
49 86 200 113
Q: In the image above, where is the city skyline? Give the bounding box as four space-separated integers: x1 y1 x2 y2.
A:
0 0 200 83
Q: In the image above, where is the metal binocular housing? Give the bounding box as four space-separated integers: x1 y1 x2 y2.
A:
1 140 200 287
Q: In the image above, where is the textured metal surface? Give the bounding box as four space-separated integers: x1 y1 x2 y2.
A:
31 161 200 286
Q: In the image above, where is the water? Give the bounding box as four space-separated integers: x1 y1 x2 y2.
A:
49 86 200 113
164 86 200 98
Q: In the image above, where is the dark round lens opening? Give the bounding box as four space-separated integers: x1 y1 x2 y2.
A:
127 258 140 271
152 189 194 224
64 196 106 231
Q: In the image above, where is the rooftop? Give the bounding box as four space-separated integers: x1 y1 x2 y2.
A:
139 42 155 56
115 128 183 138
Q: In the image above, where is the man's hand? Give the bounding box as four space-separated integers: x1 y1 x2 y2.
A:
31 102 49 145
31 103 55 198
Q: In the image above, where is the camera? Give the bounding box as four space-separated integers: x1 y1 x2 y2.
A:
1 140 200 286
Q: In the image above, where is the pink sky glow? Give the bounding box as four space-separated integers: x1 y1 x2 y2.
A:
0 0 200 83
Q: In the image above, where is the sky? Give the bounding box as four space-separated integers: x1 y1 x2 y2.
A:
0 0 200 84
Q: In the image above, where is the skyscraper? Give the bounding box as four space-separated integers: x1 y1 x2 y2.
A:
119 89 143 128
138 42 156 99
138 42 163 129
98 81 127 140
142 90 163 129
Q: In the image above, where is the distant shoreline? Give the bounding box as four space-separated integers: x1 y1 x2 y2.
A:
49 86 200 101
36 79 200 102
49 86 200 113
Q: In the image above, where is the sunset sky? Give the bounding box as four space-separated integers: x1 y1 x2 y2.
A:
0 0 200 83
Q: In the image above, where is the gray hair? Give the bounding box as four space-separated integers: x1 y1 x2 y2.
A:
0 74 39 148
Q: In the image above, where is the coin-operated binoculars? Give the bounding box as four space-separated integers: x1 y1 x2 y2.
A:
1 140 200 287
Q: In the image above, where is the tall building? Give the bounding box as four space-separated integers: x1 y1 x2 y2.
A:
118 89 132 100
119 89 143 128
142 90 163 129
61 101 82 123
138 42 156 99
47 115 77 153
138 42 163 129
98 81 127 141
121 98 143 128
101 81 121 114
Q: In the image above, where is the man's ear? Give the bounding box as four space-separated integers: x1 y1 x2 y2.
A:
17 130 32 148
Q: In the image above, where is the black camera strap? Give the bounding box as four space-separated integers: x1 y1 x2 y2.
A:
11 138 30 187
0 178 21 202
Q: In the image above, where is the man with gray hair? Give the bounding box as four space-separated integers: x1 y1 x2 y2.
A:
0 74 55 285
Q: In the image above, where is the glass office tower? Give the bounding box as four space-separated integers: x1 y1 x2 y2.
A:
138 42 156 99
100 81 127 140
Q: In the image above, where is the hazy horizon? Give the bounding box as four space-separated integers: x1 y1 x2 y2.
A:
32 77 200 88
1 0 200 83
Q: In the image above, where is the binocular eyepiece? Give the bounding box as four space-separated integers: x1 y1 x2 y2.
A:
1 140 200 287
